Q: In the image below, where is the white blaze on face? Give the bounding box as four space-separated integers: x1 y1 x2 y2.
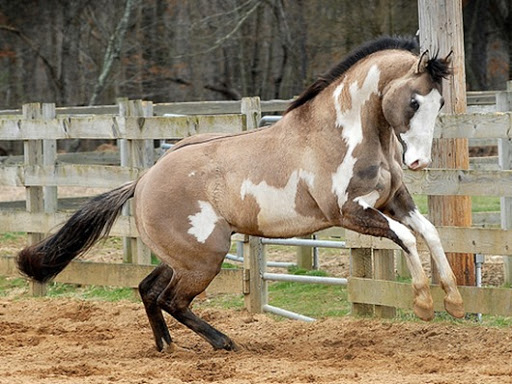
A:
400 89 442 170
187 201 219 243
240 169 315 228
331 64 381 210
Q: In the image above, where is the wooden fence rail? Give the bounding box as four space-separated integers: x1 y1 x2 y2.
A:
0 91 511 318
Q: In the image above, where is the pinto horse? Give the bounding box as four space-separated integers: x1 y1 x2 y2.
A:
17 36 464 352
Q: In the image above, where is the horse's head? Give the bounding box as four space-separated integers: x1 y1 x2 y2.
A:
382 51 452 171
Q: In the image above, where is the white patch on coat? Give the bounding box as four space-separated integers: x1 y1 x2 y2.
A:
353 190 380 209
188 171 196 177
187 201 219 243
331 65 381 210
240 169 315 227
400 89 442 169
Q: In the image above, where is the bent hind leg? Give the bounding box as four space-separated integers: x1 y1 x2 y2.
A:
138 264 175 352
136 221 238 350
157 268 239 351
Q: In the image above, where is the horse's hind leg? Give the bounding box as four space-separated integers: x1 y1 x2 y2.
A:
157 269 239 351
139 264 175 352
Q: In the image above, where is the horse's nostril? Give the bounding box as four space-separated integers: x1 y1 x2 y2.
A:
410 160 420 169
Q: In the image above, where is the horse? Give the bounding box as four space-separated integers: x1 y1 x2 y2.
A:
17 36 464 353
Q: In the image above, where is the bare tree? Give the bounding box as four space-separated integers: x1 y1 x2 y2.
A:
89 0 140 105
0 0 510 116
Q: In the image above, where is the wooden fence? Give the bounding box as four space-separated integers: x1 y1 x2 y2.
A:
0 88 512 318
0 97 266 294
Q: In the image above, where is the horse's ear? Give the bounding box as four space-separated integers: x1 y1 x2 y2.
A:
442 50 454 66
417 50 430 74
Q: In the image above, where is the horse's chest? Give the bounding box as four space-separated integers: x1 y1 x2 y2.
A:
340 159 402 211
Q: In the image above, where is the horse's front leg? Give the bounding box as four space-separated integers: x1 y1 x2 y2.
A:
341 201 434 321
401 209 465 318
384 186 465 318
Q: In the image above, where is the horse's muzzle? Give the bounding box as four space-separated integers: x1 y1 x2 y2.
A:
407 158 430 171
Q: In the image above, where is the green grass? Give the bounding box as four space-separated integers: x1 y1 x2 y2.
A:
0 276 27 296
0 232 26 242
193 293 245 311
413 195 501 214
471 196 501 212
0 275 139 301
268 282 349 318
46 283 138 301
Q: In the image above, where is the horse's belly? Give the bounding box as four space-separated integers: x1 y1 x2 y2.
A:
229 196 330 238
252 214 328 238
225 170 332 237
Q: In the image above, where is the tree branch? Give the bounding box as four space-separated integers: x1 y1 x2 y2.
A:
171 0 262 59
89 0 140 105
0 25 62 91
204 83 241 100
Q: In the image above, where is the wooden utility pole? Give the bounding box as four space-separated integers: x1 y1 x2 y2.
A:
418 0 475 286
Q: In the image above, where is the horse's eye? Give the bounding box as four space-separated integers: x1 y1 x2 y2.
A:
410 98 419 111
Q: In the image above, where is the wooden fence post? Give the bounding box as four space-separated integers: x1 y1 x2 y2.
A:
296 242 313 270
497 81 512 284
241 98 269 312
396 250 411 280
241 97 261 131
373 249 396 318
350 248 373 316
23 103 57 296
243 236 266 313
42 104 58 214
118 99 153 265
418 0 475 286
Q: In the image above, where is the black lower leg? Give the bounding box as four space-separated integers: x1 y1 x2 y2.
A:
157 279 238 351
139 264 174 351
171 307 239 351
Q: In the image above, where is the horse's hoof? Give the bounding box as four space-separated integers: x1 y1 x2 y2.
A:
160 342 193 355
160 341 177 353
228 340 241 352
219 339 240 352
413 299 434 321
444 296 465 319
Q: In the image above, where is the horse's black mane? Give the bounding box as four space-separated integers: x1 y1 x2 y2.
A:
285 36 449 114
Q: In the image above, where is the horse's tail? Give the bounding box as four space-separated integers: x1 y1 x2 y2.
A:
17 181 138 283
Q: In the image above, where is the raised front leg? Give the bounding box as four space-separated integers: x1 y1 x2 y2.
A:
402 210 464 318
384 186 465 318
341 200 434 321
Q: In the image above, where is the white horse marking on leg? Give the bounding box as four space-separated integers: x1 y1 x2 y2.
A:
403 209 455 282
402 209 464 318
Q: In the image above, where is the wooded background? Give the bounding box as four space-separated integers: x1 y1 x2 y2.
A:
0 0 510 109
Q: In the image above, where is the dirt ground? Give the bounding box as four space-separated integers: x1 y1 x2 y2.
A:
0 298 511 384
2 186 512 383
